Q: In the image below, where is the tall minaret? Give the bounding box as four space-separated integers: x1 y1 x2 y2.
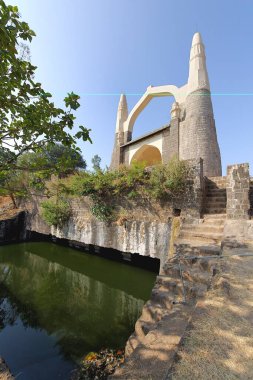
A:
179 32 222 177
110 94 131 169
116 94 128 133
187 32 210 93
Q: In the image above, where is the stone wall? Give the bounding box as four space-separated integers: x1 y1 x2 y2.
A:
250 178 253 217
226 163 250 220
0 211 27 244
223 220 253 248
24 197 171 270
23 159 204 272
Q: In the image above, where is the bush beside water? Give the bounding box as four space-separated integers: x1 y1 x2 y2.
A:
39 158 189 226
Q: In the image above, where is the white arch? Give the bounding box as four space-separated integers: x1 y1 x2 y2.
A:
123 84 188 133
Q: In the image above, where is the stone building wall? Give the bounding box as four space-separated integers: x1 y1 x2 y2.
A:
226 163 250 220
162 119 179 163
110 131 132 170
179 89 221 177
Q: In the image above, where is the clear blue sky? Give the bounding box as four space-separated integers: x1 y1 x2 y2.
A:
8 0 253 173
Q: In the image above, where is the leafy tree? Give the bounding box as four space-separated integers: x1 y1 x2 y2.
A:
0 1 91 171
18 144 86 175
91 154 101 172
0 143 86 206
42 144 87 173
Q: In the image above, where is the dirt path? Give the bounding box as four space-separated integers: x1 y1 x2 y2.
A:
172 247 253 380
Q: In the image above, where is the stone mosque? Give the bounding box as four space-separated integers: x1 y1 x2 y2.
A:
110 32 222 177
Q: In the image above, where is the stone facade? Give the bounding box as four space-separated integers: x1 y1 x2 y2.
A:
226 163 250 220
110 32 222 177
179 89 221 177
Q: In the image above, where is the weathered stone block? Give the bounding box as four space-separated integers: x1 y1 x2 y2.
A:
226 163 250 220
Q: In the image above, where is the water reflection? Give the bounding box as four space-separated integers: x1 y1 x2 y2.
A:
0 242 156 379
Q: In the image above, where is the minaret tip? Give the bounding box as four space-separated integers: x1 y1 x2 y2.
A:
116 93 128 132
192 32 203 45
118 94 128 110
188 31 210 93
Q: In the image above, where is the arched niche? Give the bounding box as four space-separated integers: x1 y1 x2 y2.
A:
130 145 162 166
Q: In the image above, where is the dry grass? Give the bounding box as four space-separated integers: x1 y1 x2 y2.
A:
172 249 253 380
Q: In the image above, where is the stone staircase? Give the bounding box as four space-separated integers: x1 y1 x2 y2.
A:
204 176 227 214
175 177 227 246
112 176 228 379
177 214 225 246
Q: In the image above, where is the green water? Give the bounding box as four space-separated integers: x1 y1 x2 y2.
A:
0 242 156 380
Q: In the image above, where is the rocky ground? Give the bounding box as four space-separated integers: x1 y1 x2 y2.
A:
0 358 14 380
171 247 253 379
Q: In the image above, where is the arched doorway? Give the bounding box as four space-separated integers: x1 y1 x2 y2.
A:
130 145 162 166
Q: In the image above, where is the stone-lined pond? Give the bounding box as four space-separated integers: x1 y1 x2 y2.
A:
0 242 156 379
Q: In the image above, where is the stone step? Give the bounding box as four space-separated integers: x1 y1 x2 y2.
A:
179 231 223 243
204 213 226 220
206 184 226 189
204 208 227 214
206 192 226 198
177 237 222 247
202 219 226 225
181 220 225 232
207 176 227 181
174 241 221 256
206 181 226 186
205 194 227 201
183 218 225 227
206 189 226 194
206 188 226 194
202 219 225 226
204 205 226 210
206 177 226 181
181 224 224 233
205 201 226 208
204 206 227 212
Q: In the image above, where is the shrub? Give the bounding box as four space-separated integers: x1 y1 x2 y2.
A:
42 158 189 223
149 158 188 199
90 201 114 222
41 198 71 227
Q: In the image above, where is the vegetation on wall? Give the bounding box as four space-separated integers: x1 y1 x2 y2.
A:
67 158 188 199
39 158 189 226
41 198 71 228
